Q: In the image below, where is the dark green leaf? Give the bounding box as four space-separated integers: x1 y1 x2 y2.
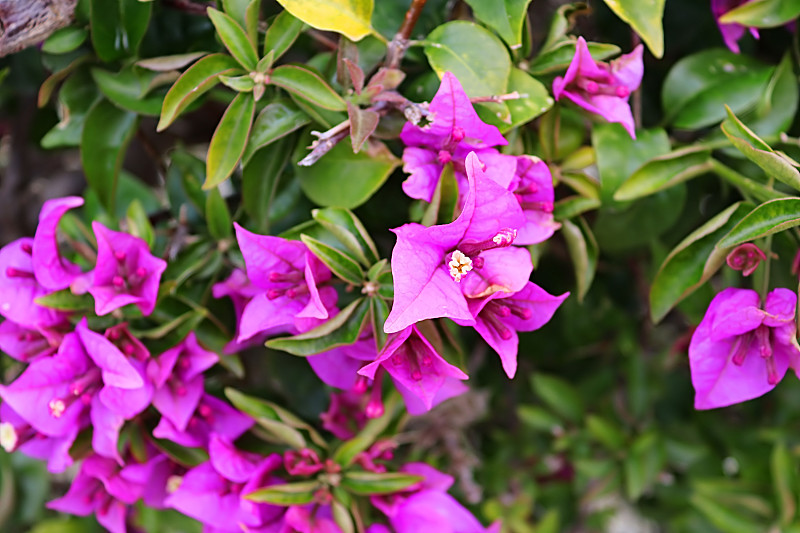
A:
204 92 255 189
205 188 233 240
297 139 399 208
42 70 101 148
158 54 242 131
718 198 800 248
152 438 209 467
719 0 800 27
662 49 773 129
126 199 155 247
243 100 309 164
478 68 554 132
749 53 798 136
624 431 665 501
91 67 164 116
650 202 751 323
424 21 511 97
300 234 365 284
42 27 88 54
527 39 620 75
207 7 259 70
341 472 423 496
264 9 305 59
771 441 796 525
81 99 138 213
90 0 151 62
614 147 713 201
270 65 346 111
531 374 584 423
34 290 94 311
586 415 626 451
561 217 597 302
242 136 293 230
136 52 207 71
691 493 765 533
333 394 400 466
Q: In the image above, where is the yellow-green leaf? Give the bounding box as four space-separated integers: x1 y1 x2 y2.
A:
275 0 373 41
602 0 665 58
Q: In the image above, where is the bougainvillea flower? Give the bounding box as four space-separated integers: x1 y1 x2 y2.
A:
234 223 337 342
457 282 568 378
212 268 266 353
32 196 84 290
209 434 264 483
712 0 759 53
384 152 529 333
359 325 468 412
508 156 560 245
148 332 218 431
0 403 76 473
153 393 253 448
284 505 341 533
0 319 144 439
0 318 66 362
553 37 643 138
726 243 766 276
48 454 143 533
689 287 800 409
320 389 369 439
0 238 64 328
371 463 498 533
399 72 509 202
88 222 167 316
166 454 284 531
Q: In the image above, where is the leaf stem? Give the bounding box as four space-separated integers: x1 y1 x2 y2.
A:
386 0 429 68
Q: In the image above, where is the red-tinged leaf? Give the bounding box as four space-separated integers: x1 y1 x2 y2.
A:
270 65 346 111
158 54 242 131
207 7 259 70
264 9 305 59
347 102 379 153
81 100 139 214
204 92 255 189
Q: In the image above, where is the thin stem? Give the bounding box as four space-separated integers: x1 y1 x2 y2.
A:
759 233 773 304
470 91 524 104
386 0 429 68
162 0 214 16
631 32 642 131
297 121 351 166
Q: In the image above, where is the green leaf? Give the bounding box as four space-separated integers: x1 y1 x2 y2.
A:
421 163 458 227
424 21 511 97
81 99 139 213
245 481 319 505
204 92 255 189
222 0 254 38
152 438 209 467
614 147 713 201
333 394 400 466
275 0 373 41
332 500 355 533
463 0 532 50
718 198 800 248
242 136 293 230
586 415 626 451
90 0 151 62
561 217 597 302
243 100 310 164
749 53 799 137
341 472 423 496
266 298 370 356
602 0 665 57
219 74 255 92
662 49 773 130
691 493 765 533
136 52 207 71
297 139 398 208
91 67 164 116
531 374 584 423
300 234 364 284
312 208 379 266
205 188 232 240
721 107 800 192
42 27 88 54
158 54 242 131
527 39 620 75
34 290 94 311
478 68 553 132
269 65 346 111
347 103 379 153
553 196 601 220
719 0 800 27
650 202 751 323
592 124 670 204
624 431 665 501
264 10 305 59
771 441 797 526
207 7 259 70
126 199 155 247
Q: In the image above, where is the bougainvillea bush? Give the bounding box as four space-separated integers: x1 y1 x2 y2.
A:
2 0 800 531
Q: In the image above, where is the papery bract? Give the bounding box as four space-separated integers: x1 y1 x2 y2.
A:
32 196 84 290
153 393 253 448
553 37 643 138
507 156 560 245
88 222 167 316
689 287 800 409
712 0 759 53
384 152 529 334
0 238 64 328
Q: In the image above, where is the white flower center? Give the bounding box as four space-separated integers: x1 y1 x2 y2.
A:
49 399 66 418
166 475 184 493
448 250 473 282
0 423 18 452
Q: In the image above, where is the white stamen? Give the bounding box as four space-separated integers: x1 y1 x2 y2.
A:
448 250 473 282
48 399 66 418
492 229 517 246
166 475 183 493
0 423 18 452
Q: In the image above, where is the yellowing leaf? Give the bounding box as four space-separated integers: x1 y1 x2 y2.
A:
275 0 373 41
602 0 665 58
